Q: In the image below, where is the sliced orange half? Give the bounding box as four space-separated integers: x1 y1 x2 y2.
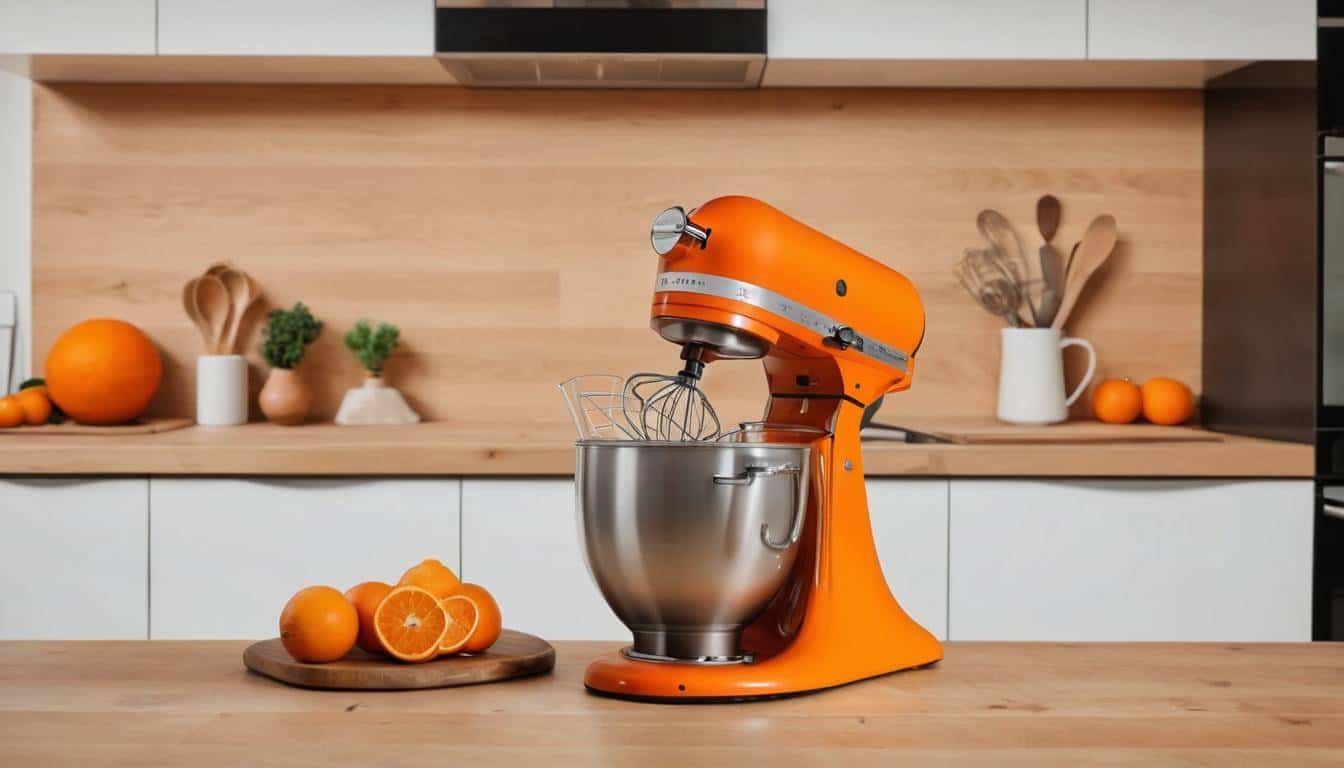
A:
437 594 479 655
373 585 448 663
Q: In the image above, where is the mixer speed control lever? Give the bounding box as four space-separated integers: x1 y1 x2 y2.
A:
824 325 865 352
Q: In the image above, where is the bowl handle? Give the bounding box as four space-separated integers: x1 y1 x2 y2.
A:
712 464 806 550
713 463 807 551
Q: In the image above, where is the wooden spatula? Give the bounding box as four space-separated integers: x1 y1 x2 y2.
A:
1050 214 1117 331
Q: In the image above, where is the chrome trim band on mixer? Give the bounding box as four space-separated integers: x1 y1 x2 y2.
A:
654 271 911 371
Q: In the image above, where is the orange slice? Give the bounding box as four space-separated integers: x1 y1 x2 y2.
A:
373 586 448 663
437 594 479 655
454 583 502 654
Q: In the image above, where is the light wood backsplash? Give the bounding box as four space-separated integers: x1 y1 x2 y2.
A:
33 85 1201 431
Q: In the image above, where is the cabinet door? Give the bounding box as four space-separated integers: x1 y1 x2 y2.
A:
768 0 1086 60
868 479 949 640
948 480 1313 641
0 0 156 54
461 480 627 642
150 479 459 639
1088 0 1315 60
0 478 148 639
157 0 432 56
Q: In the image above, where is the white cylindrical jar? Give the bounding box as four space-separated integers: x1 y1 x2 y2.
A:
196 355 248 426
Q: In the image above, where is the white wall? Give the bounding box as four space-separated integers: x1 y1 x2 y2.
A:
0 62 31 392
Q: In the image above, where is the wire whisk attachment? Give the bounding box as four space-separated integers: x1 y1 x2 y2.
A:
622 346 722 442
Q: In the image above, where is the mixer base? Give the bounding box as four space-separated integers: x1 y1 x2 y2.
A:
584 652 941 703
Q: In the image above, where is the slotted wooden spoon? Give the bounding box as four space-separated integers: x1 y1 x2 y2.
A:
1051 215 1118 331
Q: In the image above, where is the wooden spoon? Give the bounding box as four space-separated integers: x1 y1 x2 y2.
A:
1035 195 1064 327
193 274 231 355
217 268 259 355
181 278 213 353
1051 215 1118 331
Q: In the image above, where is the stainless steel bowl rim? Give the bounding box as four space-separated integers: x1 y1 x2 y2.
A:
575 439 815 448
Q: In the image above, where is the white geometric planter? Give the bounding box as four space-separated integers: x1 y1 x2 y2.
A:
334 376 420 426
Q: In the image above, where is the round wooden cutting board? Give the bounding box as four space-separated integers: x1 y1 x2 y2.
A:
243 629 555 691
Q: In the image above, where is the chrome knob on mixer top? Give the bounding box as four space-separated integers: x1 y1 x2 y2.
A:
650 206 709 255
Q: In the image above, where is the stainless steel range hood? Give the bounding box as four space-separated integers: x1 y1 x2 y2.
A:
435 1 766 89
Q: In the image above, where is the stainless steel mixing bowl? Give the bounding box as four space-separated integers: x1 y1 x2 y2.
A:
576 440 811 661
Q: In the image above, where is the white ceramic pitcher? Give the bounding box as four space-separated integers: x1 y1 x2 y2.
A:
996 328 1097 425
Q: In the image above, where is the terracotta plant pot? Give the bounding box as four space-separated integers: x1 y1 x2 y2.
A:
258 367 312 426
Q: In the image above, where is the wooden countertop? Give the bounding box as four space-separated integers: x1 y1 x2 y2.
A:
1 641 1339 766
0 418 1311 477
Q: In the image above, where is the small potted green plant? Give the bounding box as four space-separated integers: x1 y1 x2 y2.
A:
335 320 420 425
258 302 322 425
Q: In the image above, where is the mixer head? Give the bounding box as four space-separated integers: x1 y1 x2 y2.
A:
645 197 926 409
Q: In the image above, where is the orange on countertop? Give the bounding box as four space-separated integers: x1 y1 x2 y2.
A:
344 581 393 655
279 585 359 664
396 558 462 599
0 396 23 428
451 582 502 654
437 594 479 655
15 387 52 426
375 586 449 663
1141 377 1196 426
1091 378 1143 425
45 318 163 426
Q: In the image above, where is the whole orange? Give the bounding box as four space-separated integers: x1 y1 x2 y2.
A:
1091 378 1142 424
279 586 358 663
45 319 162 425
15 387 52 426
450 582 502 654
0 396 22 428
344 580 393 655
1141 377 1195 426
397 558 462 599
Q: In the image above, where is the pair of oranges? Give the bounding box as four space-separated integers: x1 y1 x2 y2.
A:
0 384 53 429
1092 377 1195 425
279 559 502 664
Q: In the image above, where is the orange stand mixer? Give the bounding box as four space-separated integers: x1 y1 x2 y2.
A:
576 195 942 701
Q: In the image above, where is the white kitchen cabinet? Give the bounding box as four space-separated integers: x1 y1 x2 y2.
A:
461 479 627 642
157 0 432 56
767 0 1087 61
1088 0 1315 61
868 479 949 641
948 480 1313 641
149 478 459 639
0 69 30 394
0 478 148 639
0 1 156 54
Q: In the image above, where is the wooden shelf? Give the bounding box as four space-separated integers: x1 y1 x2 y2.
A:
0 420 1311 477
5 55 1251 89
